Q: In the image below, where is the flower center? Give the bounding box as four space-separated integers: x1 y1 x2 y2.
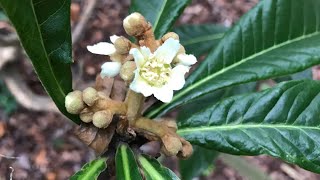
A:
140 58 171 87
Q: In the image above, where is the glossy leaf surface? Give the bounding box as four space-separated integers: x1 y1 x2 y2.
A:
138 155 180 180
145 0 320 118
174 24 227 57
0 0 79 123
178 80 320 173
116 144 142 180
129 0 190 38
70 158 107 180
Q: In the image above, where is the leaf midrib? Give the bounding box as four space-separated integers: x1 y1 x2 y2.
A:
177 124 320 135
182 33 224 46
80 159 105 179
30 0 67 98
139 156 164 180
121 146 131 180
148 31 320 117
152 0 167 32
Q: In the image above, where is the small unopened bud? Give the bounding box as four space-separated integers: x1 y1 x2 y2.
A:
83 87 98 106
80 108 94 123
162 32 179 42
114 37 131 54
65 90 85 114
161 135 182 156
178 139 193 159
177 45 185 54
92 110 113 128
120 61 136 82
123 12 148 36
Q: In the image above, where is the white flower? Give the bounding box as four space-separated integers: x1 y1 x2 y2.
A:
87 35 122 78
129 38 197 103
100 61 122 78
87 35 119 55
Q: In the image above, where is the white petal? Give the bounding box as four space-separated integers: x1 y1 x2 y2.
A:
140 46 151 59
129 70 153 97
130 48 146 67
100 62 121 78
167 65 189 90
176 54 197 66
153 38 180 64
153 87 173 103
87 42 116 55
110 35 120 44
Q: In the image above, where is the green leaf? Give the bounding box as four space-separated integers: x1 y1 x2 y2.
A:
129 0 191 38
179 146 217 180
177 80 320 173
177 83 256 180
70 158 107 180
138 155 180 180
0 0 79 123
145 0 320 118
116 144 142 180
174 24 227 57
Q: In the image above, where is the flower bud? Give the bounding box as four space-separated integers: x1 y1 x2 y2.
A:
80 108 93 123
123 12 148 36
161 135 182 156
114 37 131 54
120 61 136 82
92 110 113 128
65 90 85 114
162 32 179 42
83 87 98 106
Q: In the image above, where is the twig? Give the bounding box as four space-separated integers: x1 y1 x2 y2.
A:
0 33 59 113
9 167 14 180
1 65 59 113
72 0 98 45
0 153 19 160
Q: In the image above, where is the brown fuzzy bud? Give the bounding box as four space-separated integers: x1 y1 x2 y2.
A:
162 32 179 42
83 87 98 106
114 37 131 54
161 135 182 156
123 12 148 36
65 90 85 114
79 108 94 123
92 110 113 128
177 45 185 54
120 61 136 82
178 139 193 159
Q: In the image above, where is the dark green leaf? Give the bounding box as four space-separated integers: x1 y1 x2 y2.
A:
116 144 142 180
129 0 191 38
0 0 79 123
174 24 227 57
138 155 179 180
178 80 320 173
177 83 256 180
145 0 320 118
179 146 217 180
70 158 107 180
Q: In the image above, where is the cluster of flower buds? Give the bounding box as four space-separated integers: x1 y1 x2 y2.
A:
65 12 195 158
65 87 126 128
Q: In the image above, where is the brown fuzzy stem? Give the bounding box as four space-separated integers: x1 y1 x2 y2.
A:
125 90 145 121
92 97 127 115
